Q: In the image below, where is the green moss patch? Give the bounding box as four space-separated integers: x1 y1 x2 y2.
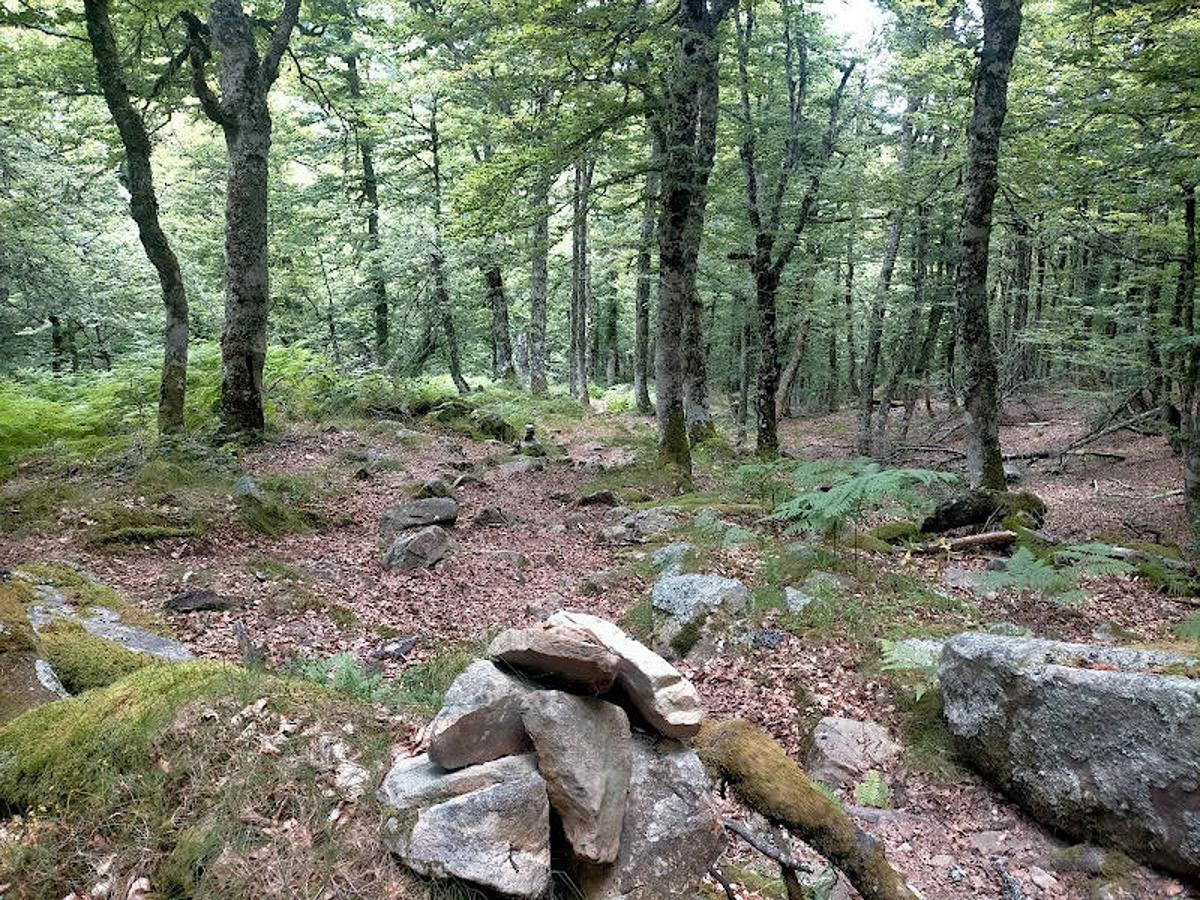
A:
868 520 921 544
85 503 202 546
0 580 37 654
236 474 327 537
14 561 126 610
37 619 153 693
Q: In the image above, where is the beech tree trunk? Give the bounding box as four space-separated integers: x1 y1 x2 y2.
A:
571 161 594 403
187 0 300 439
634 135 660 414
428 95 469 395
845 241 858 398
955 0 1022 489
483 262 515 380
654 0 733 475
1176 185 1199 531
685 287 716 442
85 0 188 434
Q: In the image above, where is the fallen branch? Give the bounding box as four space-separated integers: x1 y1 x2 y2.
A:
723 819 812 873
912 530 1017 554
696 720 919 900
1004 409 1158 462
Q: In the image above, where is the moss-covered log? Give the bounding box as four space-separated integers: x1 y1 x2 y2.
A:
919 488 1045 534
695 719 918 900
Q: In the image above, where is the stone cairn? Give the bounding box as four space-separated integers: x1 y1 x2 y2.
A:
377 610 726 898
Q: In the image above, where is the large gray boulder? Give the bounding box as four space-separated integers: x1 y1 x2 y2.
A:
379 752 539 812
382 525 452 571
426 660 532 769
521 691 632 864
940 633 1200 879
577 733 724 899
380 497 458 536
547 611 704 739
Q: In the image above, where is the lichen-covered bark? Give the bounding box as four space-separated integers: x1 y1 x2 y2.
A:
483 263 515 381
696 720 919 900
529 173 550 396
84 0 188 434
954 0 1022 489
634 136 660 414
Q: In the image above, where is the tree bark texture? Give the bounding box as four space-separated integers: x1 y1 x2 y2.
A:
483 262 516 380
529 172 550 395
634 134 660 414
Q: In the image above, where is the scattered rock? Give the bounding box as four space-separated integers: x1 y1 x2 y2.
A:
473 506 510 527
804 716 901 790
1028 865 1058 891
920 488 1046 533
970 830 1008 855
940 632 1200 879
601 507 681 544
470 408 518 443
650 543 693 577
801 570 849 596
515 423 547 457
580 569 625 596
388 772 551 899
496 457 544 478
942 566 998 599
574 489 618 507
783 586 815 613
428 660 532 753
382 525 452 571
29 586 194 662
489 621 621 693
751 628 787 649
576 733 724 899
547 611 704 739
380 498 458 536
370 637 418 661
233 474 263 503
650 574 749 626
413 477 454 500
428 691 532 770
163 588 238 614
521 691 632 863
525 593 566 620
452 473 485 489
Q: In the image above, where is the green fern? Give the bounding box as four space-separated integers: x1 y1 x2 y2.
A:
854 770 892 809
768 463 957 537
880 639 939 701
1054 544 1135 577
977 547 1086 604
1171 613 1200 643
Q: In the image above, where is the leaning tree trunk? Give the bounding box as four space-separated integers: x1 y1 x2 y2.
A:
634 135 661 414
186 0 300 439
697 720 919 900
482 262 515 381
85 0 188 434
954 0 1022 490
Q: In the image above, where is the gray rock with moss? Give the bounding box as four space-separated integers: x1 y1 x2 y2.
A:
382 525 452 570
380 497 458 536
29 585 193 662
940 632 1200 879
650 574 749 625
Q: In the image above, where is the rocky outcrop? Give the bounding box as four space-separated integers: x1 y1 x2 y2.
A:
30 585 194 662
804 716 901 790
380 497 458 536
651 574 749 625
940 632 1200 879
600 507 681 544
379 615 721 898
382 525 452 570
164 588 239 613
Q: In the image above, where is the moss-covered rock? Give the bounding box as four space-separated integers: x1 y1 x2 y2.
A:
921 489 1046 533
38 619 154 693
0 579 37 654
14 561 126 610
868 520 921 544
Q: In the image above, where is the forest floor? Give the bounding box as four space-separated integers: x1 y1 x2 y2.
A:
1 390 1197 900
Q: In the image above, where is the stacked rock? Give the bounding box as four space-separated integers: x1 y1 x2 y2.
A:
378 611 725 898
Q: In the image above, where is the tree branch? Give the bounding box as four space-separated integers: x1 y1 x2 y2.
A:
260 0 301 88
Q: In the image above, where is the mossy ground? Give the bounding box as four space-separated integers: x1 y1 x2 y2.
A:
0 661 406 898
36 619 153 693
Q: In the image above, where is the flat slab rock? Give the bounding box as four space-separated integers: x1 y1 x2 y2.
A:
382 525 452 571
488 621 621 693
650 573 749 625
522 690 632 864
547 611 704 739
427 660 532 769
577 732 724 899
940 632 1200 879
29 585 194 662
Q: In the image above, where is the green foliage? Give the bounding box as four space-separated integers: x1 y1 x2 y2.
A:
14 562 126 610
1136 556 1198 597
854 770 891 809
880 639 939 702
619 598 656 643
236 474 327 537
1171 613 1200 644
1053 544 1135 577
767 462 957 538
976 547 1087 604
293 653 393 704
0 579 37 654
85 503 202 546
37 620 153 693
393 644 482 718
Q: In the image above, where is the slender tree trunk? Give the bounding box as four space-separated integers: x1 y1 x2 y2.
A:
776 253 818 419
605 287 619 385
875 209 928 451
954 0 1022 490
483 262 515 380
342 51 388 363
685 287 716 442
529 172 550 396
571 161 594 403
845 241 858 398
428 96 469 395
827 286 840 412
1175 185 1199 530
634 134 660 413
85 0 188 434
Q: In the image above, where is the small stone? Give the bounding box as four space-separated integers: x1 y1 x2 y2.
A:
452 473 485 489
427 694 532 770
370 637 417 661
427 660 532 755
473 506 510 527
525 593 566 620
378 752 540 811
380 498 458 536
413 478 454 499
930 854 956 868
579 569 625 596
752 628 787 649
233 475 263 502
1028 866 1058 891
382 525 452 570
650 574 749 625
804 717 901 790
496 457 544 477
650 543 694 577
164 588 238 613
784 586 815 613
574 489 618 507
